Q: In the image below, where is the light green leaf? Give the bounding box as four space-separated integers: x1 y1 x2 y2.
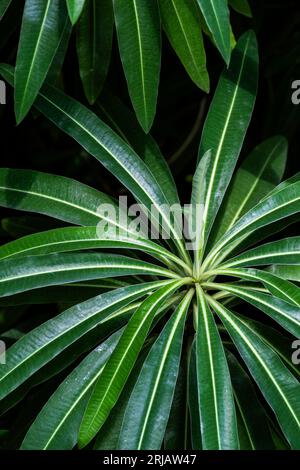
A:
0 0 12 20
118 289 193 449
209 298 300 449
196 285 238 449
77 0 113 104
196 0 231 64
66 0 85 24
159 0 209 91
78 278 190 447
14 0 70 123
113 0 161 132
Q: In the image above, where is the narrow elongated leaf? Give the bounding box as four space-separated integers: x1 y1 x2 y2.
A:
193 31 258 270
0 226 189 273
66 0 85 24
222 237 300 269
118 289 193 449
205 180 300 270
188 341 202 450
226 350 275 449
243 317 300 380
0 252 179 298
0 280 166 400
209 298 300 449
196 0 231 64
78 278 189 447
0 0 12 20
0 64 190 265
21 329 122 450
215 267 300 307
77 0 113 104
269 265 300 282
229 0 252 17
196 286 238 449
210 136 287 245
113 0 161 132
159 0 209 91
14 0 70 123
0 168 119 228
97 90 180 207
213 283 300 338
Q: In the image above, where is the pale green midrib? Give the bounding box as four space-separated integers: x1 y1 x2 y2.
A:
83 280 184 437
199 288 222 448
210 298 300 430
17 0 52 119
208 191 300 268
137 291 192 449
233 390 255 450
0 261 177 284
225 140 282 233
0 283 164 385
198 34 250 258
217 284 300 328
132 0 148 126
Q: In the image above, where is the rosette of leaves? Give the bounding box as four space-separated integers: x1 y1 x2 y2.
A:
0 30 299 450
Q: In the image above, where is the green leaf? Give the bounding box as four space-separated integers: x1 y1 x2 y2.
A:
0 226 189 273
205 180 300 270
96 89 180 208
226 349 275 449
113 0 161 132
212 283 300 338
21 329 122 450
159 0 209 91
215 267 300 307
78 278 189 447
195 286 238 449
118 289 193 449
229 0 252 17
0 280 166 400
222 237 300 269
210 136 287 245
0 64 190 265
0 252 179 298
0 0 12 20
268 265 300 282
209 297 300 449
14 0 70 123
188 341 202 450
193 31 258 272
77 0 113 104
66 0 85 24
195 0 231 64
